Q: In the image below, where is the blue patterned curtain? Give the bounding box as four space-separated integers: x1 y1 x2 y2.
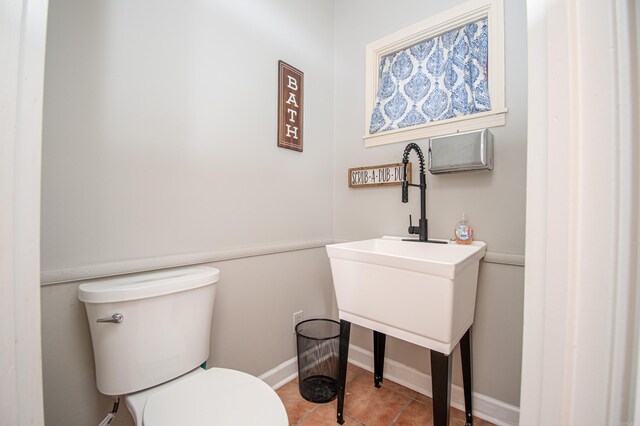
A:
369 19 490 134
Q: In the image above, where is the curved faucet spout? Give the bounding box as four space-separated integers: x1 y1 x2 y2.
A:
402 143 425 174
401 142 430 242
402 143 426 203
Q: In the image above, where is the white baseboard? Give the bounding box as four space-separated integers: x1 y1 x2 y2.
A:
258 345 335 390
258 345 519 426
347 345 520 426
259 356 298 390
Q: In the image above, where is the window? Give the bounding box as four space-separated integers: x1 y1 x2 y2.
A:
364 0 506 147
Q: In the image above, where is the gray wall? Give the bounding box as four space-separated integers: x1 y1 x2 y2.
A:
333 0 527 406
41 0 335 267
41 0 336 425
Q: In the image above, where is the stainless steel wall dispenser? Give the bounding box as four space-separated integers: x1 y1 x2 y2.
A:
428 129 493 174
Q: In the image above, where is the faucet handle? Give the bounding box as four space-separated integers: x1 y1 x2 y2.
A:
408 214 419 235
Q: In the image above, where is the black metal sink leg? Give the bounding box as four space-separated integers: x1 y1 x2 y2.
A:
460 328 473 426
373 330 386 388
337 320 351 425
430 349 452 426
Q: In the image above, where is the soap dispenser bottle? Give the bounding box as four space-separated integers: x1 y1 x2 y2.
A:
454 213 474 245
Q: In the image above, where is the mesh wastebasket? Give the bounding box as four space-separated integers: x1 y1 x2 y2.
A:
295 318 341 403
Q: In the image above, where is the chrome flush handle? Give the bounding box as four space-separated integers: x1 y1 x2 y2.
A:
96 313 124 324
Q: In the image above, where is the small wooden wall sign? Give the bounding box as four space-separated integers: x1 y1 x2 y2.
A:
277 61 304 152
348 163 412 188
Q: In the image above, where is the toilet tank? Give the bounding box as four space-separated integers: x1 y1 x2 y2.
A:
78 266 220 396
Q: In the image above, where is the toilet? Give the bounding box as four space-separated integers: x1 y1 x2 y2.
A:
78 266 288 425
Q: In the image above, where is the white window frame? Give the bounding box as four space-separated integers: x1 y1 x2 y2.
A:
364 0 506 147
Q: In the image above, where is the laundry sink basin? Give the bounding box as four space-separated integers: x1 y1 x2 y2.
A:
326 237 486 354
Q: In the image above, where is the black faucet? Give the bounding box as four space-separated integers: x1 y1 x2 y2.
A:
401 143 446 244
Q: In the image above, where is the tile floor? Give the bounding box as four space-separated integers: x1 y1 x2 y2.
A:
276 364 495 426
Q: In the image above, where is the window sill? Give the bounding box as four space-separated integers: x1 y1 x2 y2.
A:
363 108 507 147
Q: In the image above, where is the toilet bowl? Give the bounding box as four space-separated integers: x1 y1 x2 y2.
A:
78 266 287 425
125 367 287 425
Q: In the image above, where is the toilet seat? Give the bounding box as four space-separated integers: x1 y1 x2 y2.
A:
125 368 288 426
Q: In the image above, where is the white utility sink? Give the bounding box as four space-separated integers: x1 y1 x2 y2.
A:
326 237 486 354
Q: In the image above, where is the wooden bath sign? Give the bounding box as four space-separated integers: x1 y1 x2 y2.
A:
277 61 304 152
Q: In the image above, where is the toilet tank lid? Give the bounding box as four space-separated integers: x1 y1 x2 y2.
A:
78 266 220 304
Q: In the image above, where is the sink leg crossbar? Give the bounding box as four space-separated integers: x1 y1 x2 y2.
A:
336 323 474 426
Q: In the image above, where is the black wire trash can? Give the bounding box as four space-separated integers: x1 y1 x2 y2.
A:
295 318 341 403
